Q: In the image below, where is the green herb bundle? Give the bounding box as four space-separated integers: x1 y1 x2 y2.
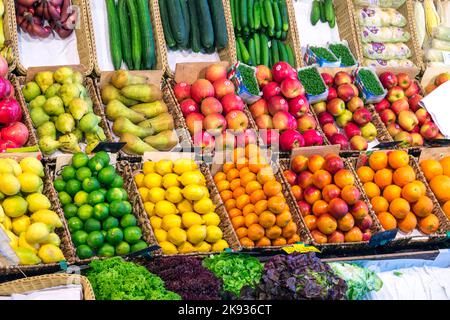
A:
297 67 327 96
310 46 338 62
237 64 260 95
358 69 385 95
329 44 357 67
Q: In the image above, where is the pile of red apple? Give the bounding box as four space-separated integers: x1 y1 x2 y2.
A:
376 72 443 146
311 71 378 151
249 62 324 152
173 63 256 152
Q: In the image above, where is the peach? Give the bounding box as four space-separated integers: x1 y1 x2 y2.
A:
328 198 349 219
297 171 314 189
351 200 369 220
328 230 345 243
317 213 338 235
322 184 341 202
284 169 297 186
291 155 309 173
312 200 329 217
356 214 373 232
304 186 322 204
333 169 355 189
205 64 227 83
340 185 360 205
307 155 325 173
311 229 328 244
312 170 332 189
297 200 312 217
323 154 344 174
344 226 363 242
337 213 355 232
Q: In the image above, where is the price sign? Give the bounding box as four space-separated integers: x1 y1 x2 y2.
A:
283 243 321 254
92 142 126 153
443 52 450 65
374 141 401 149
369 229 398 247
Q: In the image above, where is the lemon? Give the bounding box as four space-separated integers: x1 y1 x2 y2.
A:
12 216 31 235
143 173 162 189
0 205 4 223
26 193 51 212
134 173 145 188
159 241 178 255
155 159 173 176
138 187 149 202
38 244 65 263
150 216 162 229
165 186 183 203
212 239 229 252
0 174 21 195
14 247 42 265
148 187 166 203
3 196 28 218
194 198 215 214
25 222 50 244
205 226 223 243
144 202 155 217
194 241 212 253
173 158 197 175
5 159 22 176
182 212 204 228
20 157 44 177
167 227 187 246
178 242 195 254
182 185 206 201
0 159 13 174
187 225 206 245
143 161 155 174
177 199 193 213
5 230 18 248
18 172 43 193
155 200 178 217
179 171 205 186
161 214 182 231
162 173 180 188
154 229 167 243
202 212 221 226
44 233 61 247
31 210 62 229
2 215 12 230
18 232 39 253
200 186 210 199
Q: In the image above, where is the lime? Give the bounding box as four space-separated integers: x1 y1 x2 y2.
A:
93 203 109 221
131 240 147 253
82 177 100 193
106 227 124 245
98 188 108 196
88 157 104 173
98 165 116 185
102 216 119 230
101 230 107 238
61 166 76 182
77 204 93 221
124 226 142 244
97 243 115 257
64 203 78 219
54 179 66 192
68 217 83 233
75 167 92 182
109 175 124 188
88 191 104 206
72 230 88 246
74 190 89 206
120 214 137 228
106 188 123 203
87 231 104 249
65 179 81 197
115 241 131 255
119 188 128 201
58 191 72 206
72 152 89 169
110 200 132 218
95 151 110 166
76 245 94 259
84 218 101 233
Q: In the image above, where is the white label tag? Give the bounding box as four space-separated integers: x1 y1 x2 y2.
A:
442 51 450 65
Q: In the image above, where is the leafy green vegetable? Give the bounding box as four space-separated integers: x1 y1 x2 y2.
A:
86 257 181 300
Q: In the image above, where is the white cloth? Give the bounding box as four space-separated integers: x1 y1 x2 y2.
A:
0 285 83 300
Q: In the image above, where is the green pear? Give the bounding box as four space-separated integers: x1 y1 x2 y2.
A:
138 112 174 133
68 98 89 120
79 112 101 133
53 67 74 84
105 100 146 123
35 71 54 93
144 130 179 151
30 106 50 128
121 84 163 103
113 117 154 138
111 70 148 89
29 95 46 110
59 133 81 153
43 96 64 116
22 82 41 102
120 133 157 155
86 127 106 143
84 97 93 113
60 83 81 106
76 83 88 99
130 101 168 118
55 113 75 134
85 140 100 154
39 136 60 155
37 121 56 139
101 85 138 106
72 128 84 142
44 83 61 98
72 71 84 84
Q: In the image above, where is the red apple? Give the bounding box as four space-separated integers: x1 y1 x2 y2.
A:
326 98 346 116
344 122 362 138
273 111 296 131
303 129 324 146
235 129 258 147
256 65 273 87
203 113 227 136
280 78 304 98
337 84 356 102
398 110 418 131
213 78 235 99
380 109 396 125
409 125 420 134
420 121 439 139
425 83 437 94
352 107 372 126
391 97 409 115
327 86 338 102
249 99 269 118
1 122 28 147
312 101 327 114
318 112 335 126
191 79 215 103
179 98 199 116
173 82 191 102
394 131 413 146
260 128 279 146
334 71 352 86
329 133 349 150
379 71 398 89
328 198 348 219
288 95 309 118
435 72 450 86
323 123 339 138
200 97 223 115
321 72 334 87
221 93 244 114
185 112 205 135
297 114 317 133
284 169 297 186
262 81 281 100
411 132 424 146
193 130 215 152
404 81 420 98
255 114 274 129
272 61 296 83
387 123 402 137
268 95 289 116
397 73 411 90
349 135 368 151
374 99 390 113
387 86 405 103
436 133 445 139
349 84 359 96
214 131 236 150
347 96 364 112
205 64 227 83
225 110 249 134
415 108 430 125
323 154 344 174
279 129 305 151
408 94 423 112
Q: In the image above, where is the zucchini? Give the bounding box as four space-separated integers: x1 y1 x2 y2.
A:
236 40 242 61
167 0 187 46
311 0 320 25
254 32 261 65
271 40 279 65
105 0 122 70
280 0 289 32
254 0 261 31
234 0 241 31
248 0 254 30
188 0 201 52
264 0 274 36
260 0 268 27
272 1 282 32
240 0 248 29
237 37 250 64
159 0 176 48
197 0 215 49
208 0 228 49
320 1 326 23
230 0 236 26
127 0 141 69
278 41 288 63
118 0 132 69
179 0 190 48
136 0 156 70
260 33 269 66
285 43 295 67
248 38 257 66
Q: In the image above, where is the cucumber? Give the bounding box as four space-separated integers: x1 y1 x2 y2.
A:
126 0 140 69
179 0 190 48
236 40 242 61
280 0 289 32
230 0 236 26
260 0 268 27
248 0 254 30
237 37 250 63
264 0 274 36
234 0 241 31
105 0 122 70
167 0 187 46
240 0 248 29
325 0 334 23
254 0 261 30
319 1 326 23
197 0 215 49
329 13 336 28
281 30 287 41
188 0 201 52
117 0 132 69
311 0 320 25
272 1 282 32
159 0 176 48
205 46 216 54
285 43 295 67
254 33 261 65
136 0 156 69
260 34 269 66
271 39 279 65
208 0 228 49
278 41 288 63
276 30 282 39
248 38 257 66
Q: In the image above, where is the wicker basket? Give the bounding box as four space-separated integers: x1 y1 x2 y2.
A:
3 0 16 72
7 0 94 76
0 274 95 300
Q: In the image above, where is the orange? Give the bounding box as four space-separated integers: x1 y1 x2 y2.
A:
369 151 388 170
231 216 245 229
412 180 426 196
233 148 246 163
257 166 275 184
222 162 235 173
393 166 416 187
229 178 241 191
240 237 255 247
235 227 248 239
259 211 276 228
363 182 380 199
240 172 256 187
214 172 226 183
304 215 317 230
216 180 230 192
250 190 267 204
267 196 286 214
266 225 282 240
247 224 265 241
226 168 240 181
307 155 325 173
254 200 268 214
401 182 422 203
276 211 292 227
220 190 233 202
256 236 271 247
282 221 298 238
334 169 355 189
377 211 397 230
418 214 440 234
389 198 410 219
245 213 259 227
374 168 393 189
263 181 282 197
233 187 246 199
382 185 402 203
236 194 250 210
312 200 329 216
412 196 433 217
439 156 450 176
337 213 355 232
429 175 450 202
272 237 287 246
236 158 249 170
357 166 375 183
371 196 389 213
287 234 301 244
388 150 409 169
442 200 450 219
291 185 303 201
228 208 242 219
225 199 236 211
420 159 443 181
245 181 262 194
239 166 251 178
397 212 417 234
242 204 255 216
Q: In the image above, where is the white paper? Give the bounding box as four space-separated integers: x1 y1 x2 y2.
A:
3 285 83 300
420 80 450 138
167 50 220 74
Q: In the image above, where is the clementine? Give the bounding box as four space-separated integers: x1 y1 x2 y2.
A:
235 227 248 239
232 187 246 199
216 180 230 192
222 162 235 173
429 175 450 202
371 196 389 213
256 236 271 247
312 200 329 216
228 208 242 219
266 225 283 240
418 214 440 234
220 190 233 202
307 155 325 173
401 182 422 203
254 200 268 214
377 211 397 230
388 150 409 169
389 198 410 219
393 166 416 187
369 151 388 170
272 237 287 246
244 213 259 228
250 189 267 204
382 184 402 202
287 234 301 244
412 196 433 218
239 237 255 247
263 181 282 197
259 211 277 228
363 182 381 199
440 156 450 176
247 224 265 241
231 216 245 229
357 166 375 183
242 204 255 216
316 213 337 235
236 194 250 210
229 178 241 191
311 230 328 244
267 196 286 214
214 172 226 183
276 211 292 227
282 221 298 238
397 212 417 234
374 168 393 189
